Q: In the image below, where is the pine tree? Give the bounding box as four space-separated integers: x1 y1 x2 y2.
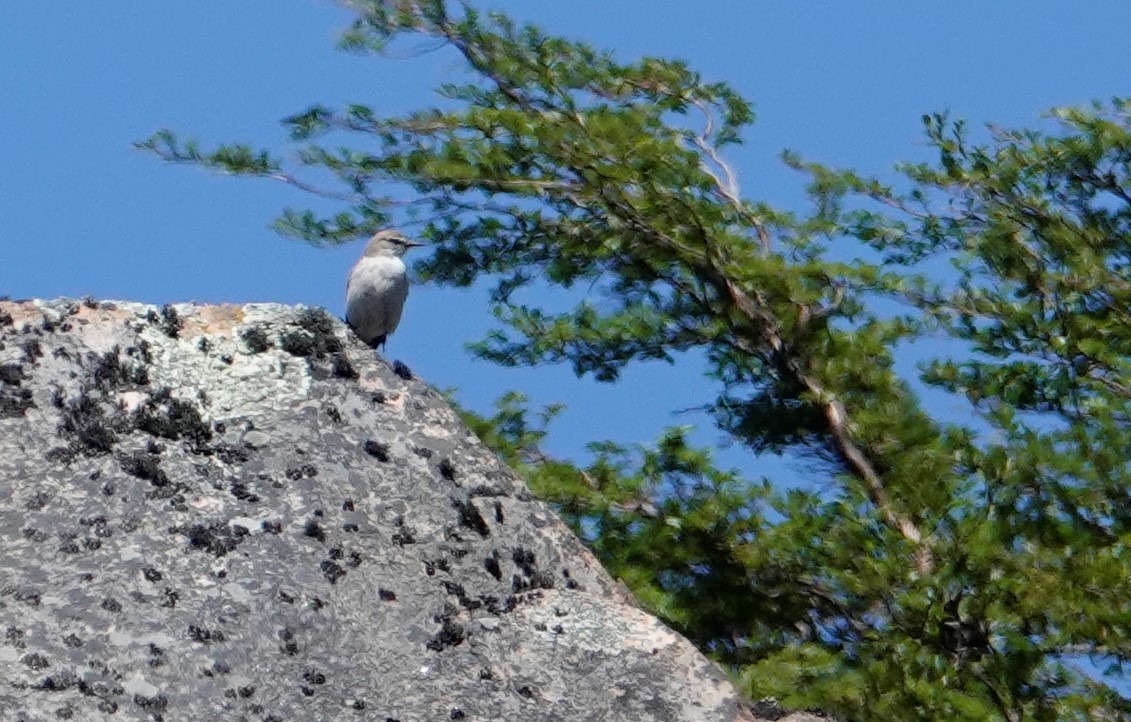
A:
140 3 1131 718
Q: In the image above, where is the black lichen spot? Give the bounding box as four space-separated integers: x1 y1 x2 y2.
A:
148 643 165 668
391 517 416 547
240 326 271 354
511 547 555 592
0 363 23 385
562 568 581 590
342 499 355 512
215 443 254 464
441 581 485 612
413 446 433 460
747 699 793 720
62 634 83 648
0 362 34 418
363 439 389 462
90 347 147 388
280 308 342 358
145 305 181 338
494 502 504 524
196 337 211 353
517 685 535 699
331 354 358 380
143 568 162 583
229 480 260 503
100 597 122 613
484 555 502 581
378 588 396 601
438 458 457 482
303 519 326 543
21 338 43 360
452 498 490 538
426 615 466 652
178 522 244 557
26 491 52 511
325 404 342 423
119 451 169 487
134 388 212 449
6 627 26 648
285 463 318 480
320 560 346 585
279 627 299 656
69 527 102 552
392 360 412 380
133 339 153 365
512 548 537 577
187 624 225 644
516 574 555 593
23 527 49 542
133 693 169 715
56 393 117 455
444 545 471 560
303 669 327 685
450 709 466 720
22 652 50 670
279 331 315 357
261 520 282 534
0 386 34 417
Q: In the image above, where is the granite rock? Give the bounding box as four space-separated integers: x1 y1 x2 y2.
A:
0 299 813 722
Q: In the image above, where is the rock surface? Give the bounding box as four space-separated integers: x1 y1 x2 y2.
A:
0 299 817 722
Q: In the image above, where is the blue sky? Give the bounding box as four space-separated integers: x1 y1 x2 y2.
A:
3 1 1129 478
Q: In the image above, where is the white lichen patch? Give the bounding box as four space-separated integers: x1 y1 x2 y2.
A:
128 303 325 423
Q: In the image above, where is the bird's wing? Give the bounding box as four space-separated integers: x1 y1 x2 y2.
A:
382 274 410 335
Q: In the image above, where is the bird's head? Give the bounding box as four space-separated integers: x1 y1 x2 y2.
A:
364 230 423 258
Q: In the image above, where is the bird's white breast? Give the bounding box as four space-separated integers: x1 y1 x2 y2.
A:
345 255 410 344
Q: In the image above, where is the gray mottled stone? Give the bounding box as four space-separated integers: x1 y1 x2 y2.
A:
0 299 798 722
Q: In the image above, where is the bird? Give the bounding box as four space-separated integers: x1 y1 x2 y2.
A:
345 229 422 348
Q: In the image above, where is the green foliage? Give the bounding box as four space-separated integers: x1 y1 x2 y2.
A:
142 2 1131 718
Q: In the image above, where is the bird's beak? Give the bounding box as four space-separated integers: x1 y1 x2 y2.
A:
405 241 425 248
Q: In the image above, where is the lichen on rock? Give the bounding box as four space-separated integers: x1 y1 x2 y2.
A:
0 298 773 722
